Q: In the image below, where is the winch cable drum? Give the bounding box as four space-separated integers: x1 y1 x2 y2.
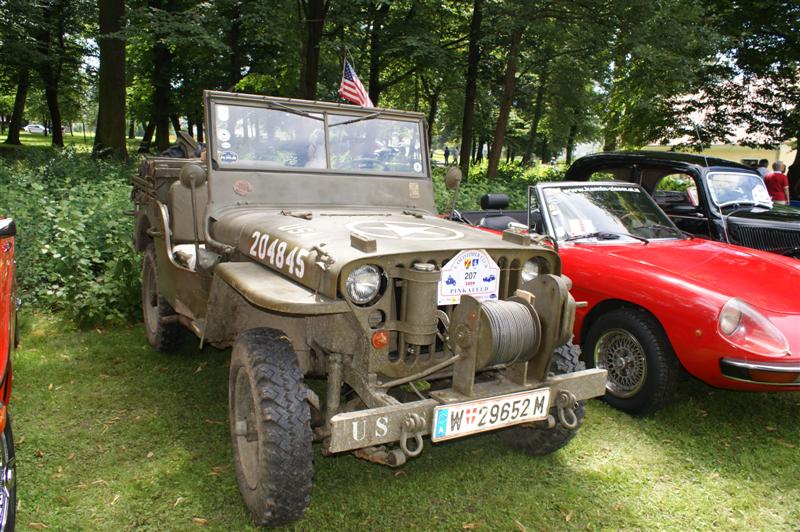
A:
481 299 539 366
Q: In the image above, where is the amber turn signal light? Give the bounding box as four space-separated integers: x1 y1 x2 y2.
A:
749 369 800 384
371 330 390 349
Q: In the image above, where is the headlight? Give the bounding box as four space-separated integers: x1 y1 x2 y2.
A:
346 265 382 305
717 298 789 357
521 260 539 282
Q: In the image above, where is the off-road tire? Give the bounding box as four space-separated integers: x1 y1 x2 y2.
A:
0 415 16 532
583 307 679 415
229 328 313 526
497 342 586 456
141 244 183 352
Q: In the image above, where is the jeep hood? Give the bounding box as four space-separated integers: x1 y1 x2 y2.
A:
210 207 549 298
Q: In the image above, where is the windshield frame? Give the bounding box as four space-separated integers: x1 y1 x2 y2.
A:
705 170 773 209
204 93 430 180
531 183 685 244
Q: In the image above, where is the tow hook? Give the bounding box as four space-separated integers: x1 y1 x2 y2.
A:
555 390 579 429
399 413 426 458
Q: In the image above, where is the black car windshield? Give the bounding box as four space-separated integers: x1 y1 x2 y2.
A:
211 103 425 176
541 185 682 242
706 172 772 207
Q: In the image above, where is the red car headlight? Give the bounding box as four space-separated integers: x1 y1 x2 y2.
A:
718 298 789 357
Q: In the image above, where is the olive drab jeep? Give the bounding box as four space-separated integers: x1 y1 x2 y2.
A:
131 91 607 526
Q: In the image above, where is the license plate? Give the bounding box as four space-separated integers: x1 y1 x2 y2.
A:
431 388 550 442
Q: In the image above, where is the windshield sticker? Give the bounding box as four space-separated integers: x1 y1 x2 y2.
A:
233 179 253 196
216 105 229 121
220 142 231 149
346 221 463 241
567 219 596 235
413 162 422 172
565 185 640 193
217 129 231 142
438 249 500 305
409 182 420 199
220 150 238 164
752 184 771 203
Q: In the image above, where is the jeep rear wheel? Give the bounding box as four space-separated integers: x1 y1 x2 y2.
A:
229 329 313 526
141 244 183 352
497 342 586 456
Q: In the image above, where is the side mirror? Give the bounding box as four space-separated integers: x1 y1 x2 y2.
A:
0 218 15 238
444 167 462 190
179 163 207 188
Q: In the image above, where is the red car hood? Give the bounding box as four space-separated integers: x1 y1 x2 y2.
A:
565 238 800 314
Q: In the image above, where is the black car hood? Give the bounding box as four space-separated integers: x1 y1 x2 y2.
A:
727 204 800 228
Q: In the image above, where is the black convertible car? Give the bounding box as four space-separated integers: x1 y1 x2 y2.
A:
565 151 800 258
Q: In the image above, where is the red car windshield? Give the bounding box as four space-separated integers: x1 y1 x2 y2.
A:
540 185 683 242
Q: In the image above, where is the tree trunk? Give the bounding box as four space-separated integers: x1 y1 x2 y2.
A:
298 0 328 100
93 0 128 159
128 118 135 139
521 61 549 165
43 86 64 147
196 114 204 143
459 0 483 179
487 27 523 179
565 123 577 164
187 118 194 138
788 140 800 199
170 114 181 133
4 70 29 145
152 45 171 151
139 121 155 153
367 2 391 106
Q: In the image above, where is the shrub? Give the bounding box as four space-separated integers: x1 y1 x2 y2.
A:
0 148 139 324
433 160 565 212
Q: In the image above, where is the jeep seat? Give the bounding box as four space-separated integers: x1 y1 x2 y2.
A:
168 180 208 243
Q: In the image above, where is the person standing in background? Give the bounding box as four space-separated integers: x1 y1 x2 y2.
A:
757 159 770 178
444 145 450 165
764 161 790 204
452 145 459 164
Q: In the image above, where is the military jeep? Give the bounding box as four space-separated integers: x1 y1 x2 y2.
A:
132 91 606 526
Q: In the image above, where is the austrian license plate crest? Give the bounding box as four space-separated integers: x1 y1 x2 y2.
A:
431 388 551 442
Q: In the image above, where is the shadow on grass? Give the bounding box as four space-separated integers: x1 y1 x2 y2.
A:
12 314 800 530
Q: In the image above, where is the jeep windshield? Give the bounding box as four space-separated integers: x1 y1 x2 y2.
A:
540 184 683 242
706 171 773 208
211 103 425 176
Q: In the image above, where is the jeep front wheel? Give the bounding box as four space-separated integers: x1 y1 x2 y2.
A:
496 342 586 456
229 328 313 526
141 244 183 352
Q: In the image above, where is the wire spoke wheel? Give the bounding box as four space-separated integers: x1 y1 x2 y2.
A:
594 328 647 398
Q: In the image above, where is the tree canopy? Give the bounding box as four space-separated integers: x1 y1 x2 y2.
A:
0 0 796 184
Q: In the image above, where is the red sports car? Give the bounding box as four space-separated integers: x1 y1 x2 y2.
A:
0 216 16 528
459 182 800 414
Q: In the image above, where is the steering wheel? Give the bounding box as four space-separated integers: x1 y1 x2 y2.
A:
343 157 389 171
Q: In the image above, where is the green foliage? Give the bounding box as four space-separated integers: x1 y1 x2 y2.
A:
0 148 138 324
433 161 565 212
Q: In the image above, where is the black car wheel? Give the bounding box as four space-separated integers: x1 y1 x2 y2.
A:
584 308 679 415
497 342 586 455
0 415 16 531
229 329 313 526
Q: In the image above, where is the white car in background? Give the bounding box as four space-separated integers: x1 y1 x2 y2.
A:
23 123 45 134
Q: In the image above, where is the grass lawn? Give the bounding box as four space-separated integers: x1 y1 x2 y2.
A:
13 314 800 530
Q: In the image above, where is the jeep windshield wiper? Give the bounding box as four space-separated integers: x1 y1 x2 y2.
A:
564 231 649 244
327 111 384 127
267 101 324 121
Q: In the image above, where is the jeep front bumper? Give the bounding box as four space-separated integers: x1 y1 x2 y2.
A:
326 367 606 453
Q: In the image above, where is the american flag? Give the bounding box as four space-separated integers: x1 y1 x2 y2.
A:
339 60 374 107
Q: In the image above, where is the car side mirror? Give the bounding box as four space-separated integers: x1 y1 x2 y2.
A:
444 167 462 190
179 163 207 188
